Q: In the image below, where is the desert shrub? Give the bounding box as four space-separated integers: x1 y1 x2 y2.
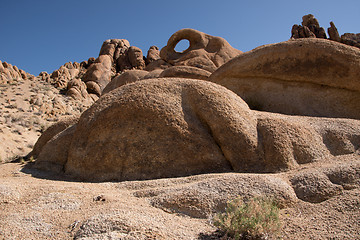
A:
214 197 281 240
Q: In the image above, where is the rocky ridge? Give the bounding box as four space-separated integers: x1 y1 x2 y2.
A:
291 14 360 48
0 62 93 162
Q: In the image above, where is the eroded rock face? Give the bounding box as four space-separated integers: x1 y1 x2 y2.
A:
0 60 33 83
209 38 360 119
328 21 341 42
291 14 326 39
101 29 241 95
82 39 150 97
341 33 360 48
160 28 242 72
146 46 161 64
291 14 360 49
33 78 360 181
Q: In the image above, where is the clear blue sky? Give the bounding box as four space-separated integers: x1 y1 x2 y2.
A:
1 0 359 75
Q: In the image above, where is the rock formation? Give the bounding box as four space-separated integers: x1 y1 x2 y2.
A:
0 60 33 84
81 39 148 97
341 33 360 48
327 21 341 42
145 45 161 64
291 14 360 49
101 29 241 95
33 78 360 181
37 59 96 102
160 28 242 72
291 14 326 39
210 38 360 119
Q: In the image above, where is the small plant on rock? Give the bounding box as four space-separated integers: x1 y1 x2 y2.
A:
214 196 281 240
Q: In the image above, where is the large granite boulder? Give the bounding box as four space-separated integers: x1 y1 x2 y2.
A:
209 38 360 119
33 78 360 181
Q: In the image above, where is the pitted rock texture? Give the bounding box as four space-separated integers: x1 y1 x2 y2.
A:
210 38 360 119
33 78 360 182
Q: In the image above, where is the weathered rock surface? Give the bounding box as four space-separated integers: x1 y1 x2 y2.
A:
0 60 33 84
145 45 161 64
100 29 241 95
81 39 151 97
31 115 79 158
290 157 360 203
291 14 326 39
159 66 211 80
102 70 149 94
341 33 360 48
33 78 360 182
291 14 360 49
133 173 297 218
37 60 94 103
160 28 242 72
210 38 360 119
328 21 341 42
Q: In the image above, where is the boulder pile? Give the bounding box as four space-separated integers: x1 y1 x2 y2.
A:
0 60 33 84
291 14 360 48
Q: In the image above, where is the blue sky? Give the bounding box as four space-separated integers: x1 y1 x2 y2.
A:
1 0 359 75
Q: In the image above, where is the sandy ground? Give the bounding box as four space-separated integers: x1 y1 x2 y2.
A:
0 158 359 240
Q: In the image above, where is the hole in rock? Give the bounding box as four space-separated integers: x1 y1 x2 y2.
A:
175 39 190 53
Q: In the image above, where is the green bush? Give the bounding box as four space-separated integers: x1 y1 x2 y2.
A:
214 197 281 240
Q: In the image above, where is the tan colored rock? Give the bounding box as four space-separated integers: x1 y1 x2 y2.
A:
143 69 163 79
38 71 51 82
0 60 5 73
159 66 211 80
160 29 242 72
35 79 259 181
128 46 145 70
102 70 149 94
100 39 130 58
19 69 27 79
66 79 89 100
35 125 77 173
85 81 101 96
12 65 19 73
146 46 161 64
256 113 329 172
136 173 297 218
64 79 260 181
144 59 172 71
33 78 360 181
31 116 78 158
209 38 360 119
82 55 113 95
